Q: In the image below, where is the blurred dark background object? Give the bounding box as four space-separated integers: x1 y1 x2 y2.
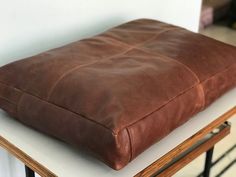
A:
228 0 236 28
200 0 232 29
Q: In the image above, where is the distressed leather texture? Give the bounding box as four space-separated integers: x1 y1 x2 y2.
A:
0 19 236 170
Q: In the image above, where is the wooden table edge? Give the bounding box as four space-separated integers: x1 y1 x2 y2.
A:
0 135 57 177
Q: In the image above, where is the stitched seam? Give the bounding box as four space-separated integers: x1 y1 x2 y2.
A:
0 81 115 133
125 128 133 162
46 27 179 101
111 26 179 34
135 46 206 108
0 63 235 135
134 27 179 47
136 47 201 82
197 84 206 109
46 46 134 100
0 95 17 105
0 83 22 104
105 27 180 47
16 93 25 119
112 29 170 34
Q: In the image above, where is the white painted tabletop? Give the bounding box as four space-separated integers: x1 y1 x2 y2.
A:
0 88 236 177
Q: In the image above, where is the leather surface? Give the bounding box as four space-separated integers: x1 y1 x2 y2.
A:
0 19 236 170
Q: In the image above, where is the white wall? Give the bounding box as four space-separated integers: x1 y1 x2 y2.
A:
0 0 202 66
0 0 202 176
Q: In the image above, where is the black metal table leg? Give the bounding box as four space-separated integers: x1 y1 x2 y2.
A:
25 165 35 177
203 147 214 177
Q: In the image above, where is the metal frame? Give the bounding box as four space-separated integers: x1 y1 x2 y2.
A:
197 143 236 177
135 122 231 177
25 165 35 177
203 147 214 177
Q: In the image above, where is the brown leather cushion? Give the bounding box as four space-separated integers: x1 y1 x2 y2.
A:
0 19 236 170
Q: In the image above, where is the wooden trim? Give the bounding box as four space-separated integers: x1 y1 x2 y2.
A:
135 106 236 177
0 136 57 177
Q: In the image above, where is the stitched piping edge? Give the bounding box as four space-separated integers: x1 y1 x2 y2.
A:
0 95 17 105
125 128 133 162
197 84 206 109
15 89 115 134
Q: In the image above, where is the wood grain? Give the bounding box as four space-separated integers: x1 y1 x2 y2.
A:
0 136 57 177
135 106 236 177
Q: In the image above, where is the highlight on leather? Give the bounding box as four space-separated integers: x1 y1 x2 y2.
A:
0 19 236 170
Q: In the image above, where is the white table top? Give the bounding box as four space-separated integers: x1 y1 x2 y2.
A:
0 88 236 177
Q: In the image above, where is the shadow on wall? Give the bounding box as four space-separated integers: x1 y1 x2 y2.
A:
0 16 126 66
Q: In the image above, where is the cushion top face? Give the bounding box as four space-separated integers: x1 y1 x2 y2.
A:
0 19 236 170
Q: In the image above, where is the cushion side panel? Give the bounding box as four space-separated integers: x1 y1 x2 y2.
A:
203 64 236 107
17 93 131 170
0 82 22 117
0 98 17 117
0 82 22 103
128 85 204 159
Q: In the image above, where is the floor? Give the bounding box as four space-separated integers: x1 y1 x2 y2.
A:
175 25 236 177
